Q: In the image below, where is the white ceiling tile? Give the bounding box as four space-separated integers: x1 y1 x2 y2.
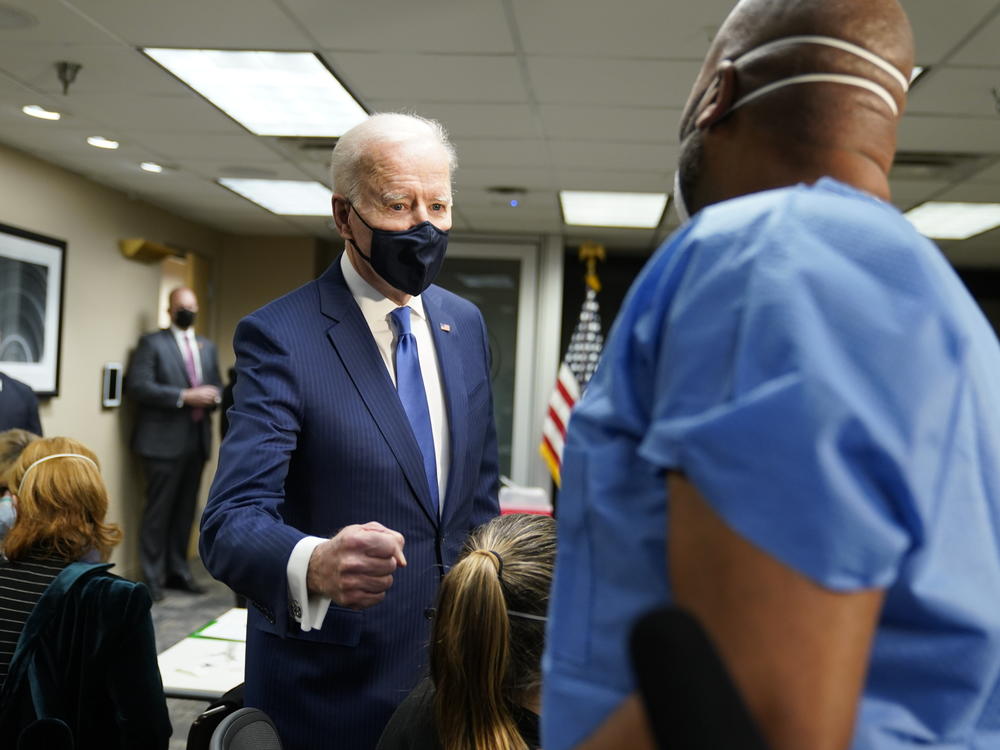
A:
969 160 1000 184
0 123 140 157
70 0 311 48
512 0 732 58
901 0 1000 63
933 182 1000 202
454 166 555 190
174 158 313 182
133 133 283 161
365 100 543 139
557 170 672 193
65 93 240 134
550 141 678 172
450 138 549 167
887 179 951 210
540 105 679 143
948 8 1000 66
528 57 703 108
287 0 514 54
0 43 185 96
0 0 112 44
563 227 658 251
897 115 999 153
462 211 561 234
454 188 558 211
326 53 526 103
907 67 1000 117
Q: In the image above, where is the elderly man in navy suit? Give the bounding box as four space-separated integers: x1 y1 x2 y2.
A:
201 113 500 750
128 287 221 602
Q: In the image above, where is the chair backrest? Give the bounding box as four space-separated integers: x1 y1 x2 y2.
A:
209 707 282 750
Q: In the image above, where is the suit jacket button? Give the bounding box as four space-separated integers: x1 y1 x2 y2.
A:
423 608 435 620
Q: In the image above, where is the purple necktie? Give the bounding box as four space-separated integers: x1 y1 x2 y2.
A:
182 335 204 422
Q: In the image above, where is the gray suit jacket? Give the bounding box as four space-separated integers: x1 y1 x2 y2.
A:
127 329 222 459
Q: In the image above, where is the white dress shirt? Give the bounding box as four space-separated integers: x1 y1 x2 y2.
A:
287 252 451 631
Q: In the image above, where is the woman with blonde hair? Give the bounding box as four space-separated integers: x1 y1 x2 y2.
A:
378 513 555 750
0 436 171 749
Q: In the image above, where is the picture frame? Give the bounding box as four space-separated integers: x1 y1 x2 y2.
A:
0 222 66 396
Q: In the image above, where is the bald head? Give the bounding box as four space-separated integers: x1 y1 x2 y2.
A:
676 0 914 214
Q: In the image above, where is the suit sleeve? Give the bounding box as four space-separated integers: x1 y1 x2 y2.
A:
23 385 41 436
126 334 183 409
199 314 308 632
470 311 500 528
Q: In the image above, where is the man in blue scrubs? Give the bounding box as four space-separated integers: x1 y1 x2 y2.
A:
542 1 1000 749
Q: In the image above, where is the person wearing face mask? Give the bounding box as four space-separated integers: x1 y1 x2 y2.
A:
200 112 499 750
0 429 39 550
543 1 1000 750
126 286 221 602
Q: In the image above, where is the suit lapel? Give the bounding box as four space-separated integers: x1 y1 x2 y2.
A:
422 288 468 529
318 260 439 526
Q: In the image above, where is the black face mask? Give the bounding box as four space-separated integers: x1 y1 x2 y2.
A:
348 204 449 296
173 308 196 329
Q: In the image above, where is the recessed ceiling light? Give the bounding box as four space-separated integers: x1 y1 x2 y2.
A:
140 162 164 173
218 178 332 215
904 201 1000 240
141 48 368 137
560 191 668 228
87 136 119 150
22 104 61 121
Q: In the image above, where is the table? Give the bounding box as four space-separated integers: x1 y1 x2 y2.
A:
158 607 247 701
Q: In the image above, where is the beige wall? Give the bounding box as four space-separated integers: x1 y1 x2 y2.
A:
0 143 224 576
213 235 318 377
0 145 323 578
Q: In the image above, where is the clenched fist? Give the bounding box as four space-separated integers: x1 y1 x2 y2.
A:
306 521 407 609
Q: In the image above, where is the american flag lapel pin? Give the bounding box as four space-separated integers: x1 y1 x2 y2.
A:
440 323 451 332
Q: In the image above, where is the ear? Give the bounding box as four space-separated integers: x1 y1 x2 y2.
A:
331 195 353 240
694 60 738 131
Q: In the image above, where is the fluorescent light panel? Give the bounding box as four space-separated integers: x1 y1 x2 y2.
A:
560 191 668 228
905 202 1000 240
219 178 332 215
142 48 367 137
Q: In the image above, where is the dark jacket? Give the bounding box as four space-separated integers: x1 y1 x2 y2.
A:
127 328 221 459
0 562 171 749
0 372 42 436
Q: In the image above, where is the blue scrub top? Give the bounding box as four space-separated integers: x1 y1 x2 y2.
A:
542 178 1000 750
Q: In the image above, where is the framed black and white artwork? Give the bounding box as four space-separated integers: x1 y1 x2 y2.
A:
0 222 66 396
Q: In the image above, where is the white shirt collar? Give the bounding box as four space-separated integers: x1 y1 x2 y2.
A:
170 324 195 339
339 251 427 329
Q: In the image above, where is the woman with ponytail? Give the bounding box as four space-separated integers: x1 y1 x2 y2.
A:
378 513 555 750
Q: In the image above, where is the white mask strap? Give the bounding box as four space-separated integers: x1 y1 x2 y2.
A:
19 453 99 494
729 34 908 117
732 73 900 116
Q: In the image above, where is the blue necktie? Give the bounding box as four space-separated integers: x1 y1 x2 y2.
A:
390 306 439 515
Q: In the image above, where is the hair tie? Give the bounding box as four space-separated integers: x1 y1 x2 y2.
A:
488 550 504 581
18 453 99 495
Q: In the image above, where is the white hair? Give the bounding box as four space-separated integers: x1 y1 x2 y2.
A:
330 112 458 205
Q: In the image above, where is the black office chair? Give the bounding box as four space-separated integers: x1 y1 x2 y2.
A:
209 707 283 750
630 606 770 750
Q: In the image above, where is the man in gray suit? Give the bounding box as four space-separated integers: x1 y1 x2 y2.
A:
128 286 221 601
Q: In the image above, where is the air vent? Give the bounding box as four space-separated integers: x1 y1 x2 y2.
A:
891 151 992 182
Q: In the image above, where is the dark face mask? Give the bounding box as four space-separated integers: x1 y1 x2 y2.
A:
173 308 196 329
348 204 449 296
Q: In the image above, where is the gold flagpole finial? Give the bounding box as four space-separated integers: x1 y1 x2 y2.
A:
579 242 605 293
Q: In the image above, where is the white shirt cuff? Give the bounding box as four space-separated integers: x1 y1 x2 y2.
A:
286 536 332 632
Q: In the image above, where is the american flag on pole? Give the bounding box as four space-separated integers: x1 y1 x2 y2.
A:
540 285 604 487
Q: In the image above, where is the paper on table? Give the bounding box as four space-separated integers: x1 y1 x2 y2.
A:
193 607 248 642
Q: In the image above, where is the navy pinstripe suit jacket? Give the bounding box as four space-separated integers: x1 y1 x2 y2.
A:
200 257 500 750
